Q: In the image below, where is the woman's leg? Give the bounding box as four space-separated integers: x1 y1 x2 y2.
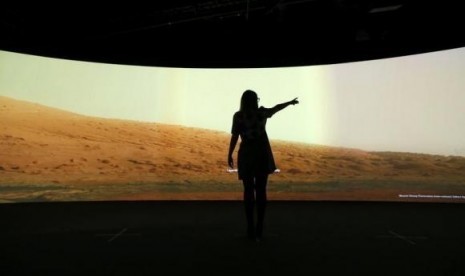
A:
255 174 268 239
242 177 255 238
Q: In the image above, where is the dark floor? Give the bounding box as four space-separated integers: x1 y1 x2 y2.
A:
1 200 464 276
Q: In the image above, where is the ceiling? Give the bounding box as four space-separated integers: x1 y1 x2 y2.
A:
1 0 464 68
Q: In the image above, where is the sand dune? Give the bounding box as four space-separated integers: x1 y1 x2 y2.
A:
1 95 465 202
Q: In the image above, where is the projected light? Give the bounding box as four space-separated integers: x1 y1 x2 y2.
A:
1 48 465 203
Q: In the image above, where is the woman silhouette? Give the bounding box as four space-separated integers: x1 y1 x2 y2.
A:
228 90 299 241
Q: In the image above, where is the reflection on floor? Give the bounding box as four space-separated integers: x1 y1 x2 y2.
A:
1 201 464 276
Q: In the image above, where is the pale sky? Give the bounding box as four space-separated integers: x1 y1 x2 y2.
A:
1 48 465 156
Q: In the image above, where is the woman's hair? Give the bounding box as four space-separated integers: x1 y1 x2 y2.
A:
240 90 259 112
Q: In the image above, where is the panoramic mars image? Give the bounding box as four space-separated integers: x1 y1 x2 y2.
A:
2 96 465 203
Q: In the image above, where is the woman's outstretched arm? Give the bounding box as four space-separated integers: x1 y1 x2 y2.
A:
269 97 299 116
228 134 239 168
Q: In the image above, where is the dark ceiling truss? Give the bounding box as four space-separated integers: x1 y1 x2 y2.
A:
1 0 464 67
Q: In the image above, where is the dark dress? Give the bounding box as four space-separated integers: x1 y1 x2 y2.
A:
231 107 277 180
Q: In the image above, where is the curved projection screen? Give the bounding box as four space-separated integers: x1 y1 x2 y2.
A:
1 49 465 203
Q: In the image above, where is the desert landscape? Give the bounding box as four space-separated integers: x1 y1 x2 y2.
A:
2 95 465 202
